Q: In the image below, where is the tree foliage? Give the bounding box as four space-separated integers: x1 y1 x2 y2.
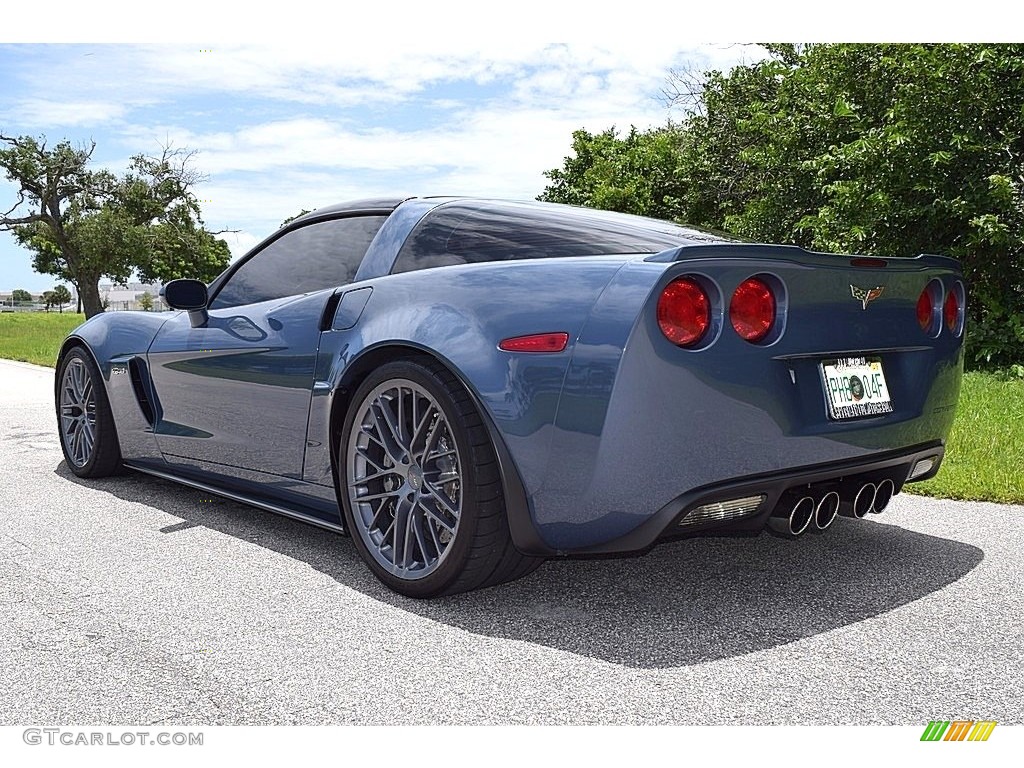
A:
281 209 313 228
540 44 1024 369
0 136 231 318
11 288 32 304
539 126 687 220
51 284 71 312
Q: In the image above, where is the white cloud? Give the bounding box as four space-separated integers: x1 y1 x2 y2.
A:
5 98 127 128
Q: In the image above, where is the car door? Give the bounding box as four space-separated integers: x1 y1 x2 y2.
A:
147 214 387 478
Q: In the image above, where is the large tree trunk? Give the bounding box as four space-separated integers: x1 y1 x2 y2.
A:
79 277 104 318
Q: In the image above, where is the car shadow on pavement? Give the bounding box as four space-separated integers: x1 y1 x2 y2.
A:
56 463 985 670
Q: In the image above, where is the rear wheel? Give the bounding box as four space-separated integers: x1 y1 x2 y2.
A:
339 358 542 598
56 347 122 478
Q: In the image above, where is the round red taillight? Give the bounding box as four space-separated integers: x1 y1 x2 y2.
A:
916 288 934 331
943 288 959 331
657 277 710 347
730 277 775 342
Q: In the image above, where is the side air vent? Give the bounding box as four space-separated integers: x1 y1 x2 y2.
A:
127 357 157 426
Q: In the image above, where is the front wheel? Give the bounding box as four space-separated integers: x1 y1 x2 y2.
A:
339 358 542 598
56 347 123 478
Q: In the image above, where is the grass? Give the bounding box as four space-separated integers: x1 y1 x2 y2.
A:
0 311 85 367
907 371 1024 505
1 311 1021 505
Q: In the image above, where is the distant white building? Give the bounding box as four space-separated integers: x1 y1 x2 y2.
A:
98 282 165 311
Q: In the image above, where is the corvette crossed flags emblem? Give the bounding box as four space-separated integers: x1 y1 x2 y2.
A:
850 284 885 309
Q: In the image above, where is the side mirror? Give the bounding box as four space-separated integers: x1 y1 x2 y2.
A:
162 279 209 327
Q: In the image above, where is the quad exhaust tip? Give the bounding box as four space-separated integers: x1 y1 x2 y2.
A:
853 482 876 518
872 479 895 514
767 495 815 538
813 491 841 531
840 481 877 519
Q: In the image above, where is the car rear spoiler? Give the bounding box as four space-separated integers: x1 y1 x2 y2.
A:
645 244 961 272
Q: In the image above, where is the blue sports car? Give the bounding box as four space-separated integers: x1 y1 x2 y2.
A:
55 197 965 597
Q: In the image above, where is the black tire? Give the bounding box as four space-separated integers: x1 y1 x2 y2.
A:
339 358 542 598
55 346 123 478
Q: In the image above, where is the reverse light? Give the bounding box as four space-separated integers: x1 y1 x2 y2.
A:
657 277 710 347
499 332 569 353
908 457 937 481
730 277 776 342
679 494 765 528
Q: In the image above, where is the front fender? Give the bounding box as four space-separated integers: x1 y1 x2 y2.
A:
58 311 173 464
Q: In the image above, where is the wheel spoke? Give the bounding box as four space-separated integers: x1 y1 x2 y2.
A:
396 386 407 445
391 495 414 569
418 411 442 462
423 482 460 520
411 513 430 566
411 404 436 457
424 448 457 464
371 397 406 462
369 497 392 531
425 508 444 553
423 503 456 534
81 423 94 458
72 425 84 464
352 466 402 485
354 489 402 503
73 361 86 401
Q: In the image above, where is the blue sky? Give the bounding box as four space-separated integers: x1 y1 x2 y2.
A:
0 39 767 292
0 3 999 293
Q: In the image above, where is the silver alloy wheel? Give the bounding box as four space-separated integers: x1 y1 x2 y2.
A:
346 378 463 580
60 358 97 467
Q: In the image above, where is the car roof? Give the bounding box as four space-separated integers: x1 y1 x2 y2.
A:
291 197 412 223
294 196 741 246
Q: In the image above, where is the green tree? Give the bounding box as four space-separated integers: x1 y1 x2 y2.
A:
51 284 71 313
11 288 32 305
539 126 689 220
137 291 154 311
0 135 231 318
42 290 54 311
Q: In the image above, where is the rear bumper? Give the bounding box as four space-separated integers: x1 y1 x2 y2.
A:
561 440 944 555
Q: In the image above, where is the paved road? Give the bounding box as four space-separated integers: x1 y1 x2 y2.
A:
1 358 1021 725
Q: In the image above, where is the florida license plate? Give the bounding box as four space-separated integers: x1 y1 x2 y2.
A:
821 357 893 419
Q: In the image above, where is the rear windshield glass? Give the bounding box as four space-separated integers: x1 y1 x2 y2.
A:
392 201 738 273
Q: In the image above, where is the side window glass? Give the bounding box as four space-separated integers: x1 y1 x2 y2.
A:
211 215 386 309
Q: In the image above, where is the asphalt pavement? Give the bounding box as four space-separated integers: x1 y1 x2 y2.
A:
1 358 1021 725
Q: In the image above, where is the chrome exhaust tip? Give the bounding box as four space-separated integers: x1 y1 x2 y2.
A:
853 482 876 518
813 491 841 531
767 495 815 538
872 479 895 513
